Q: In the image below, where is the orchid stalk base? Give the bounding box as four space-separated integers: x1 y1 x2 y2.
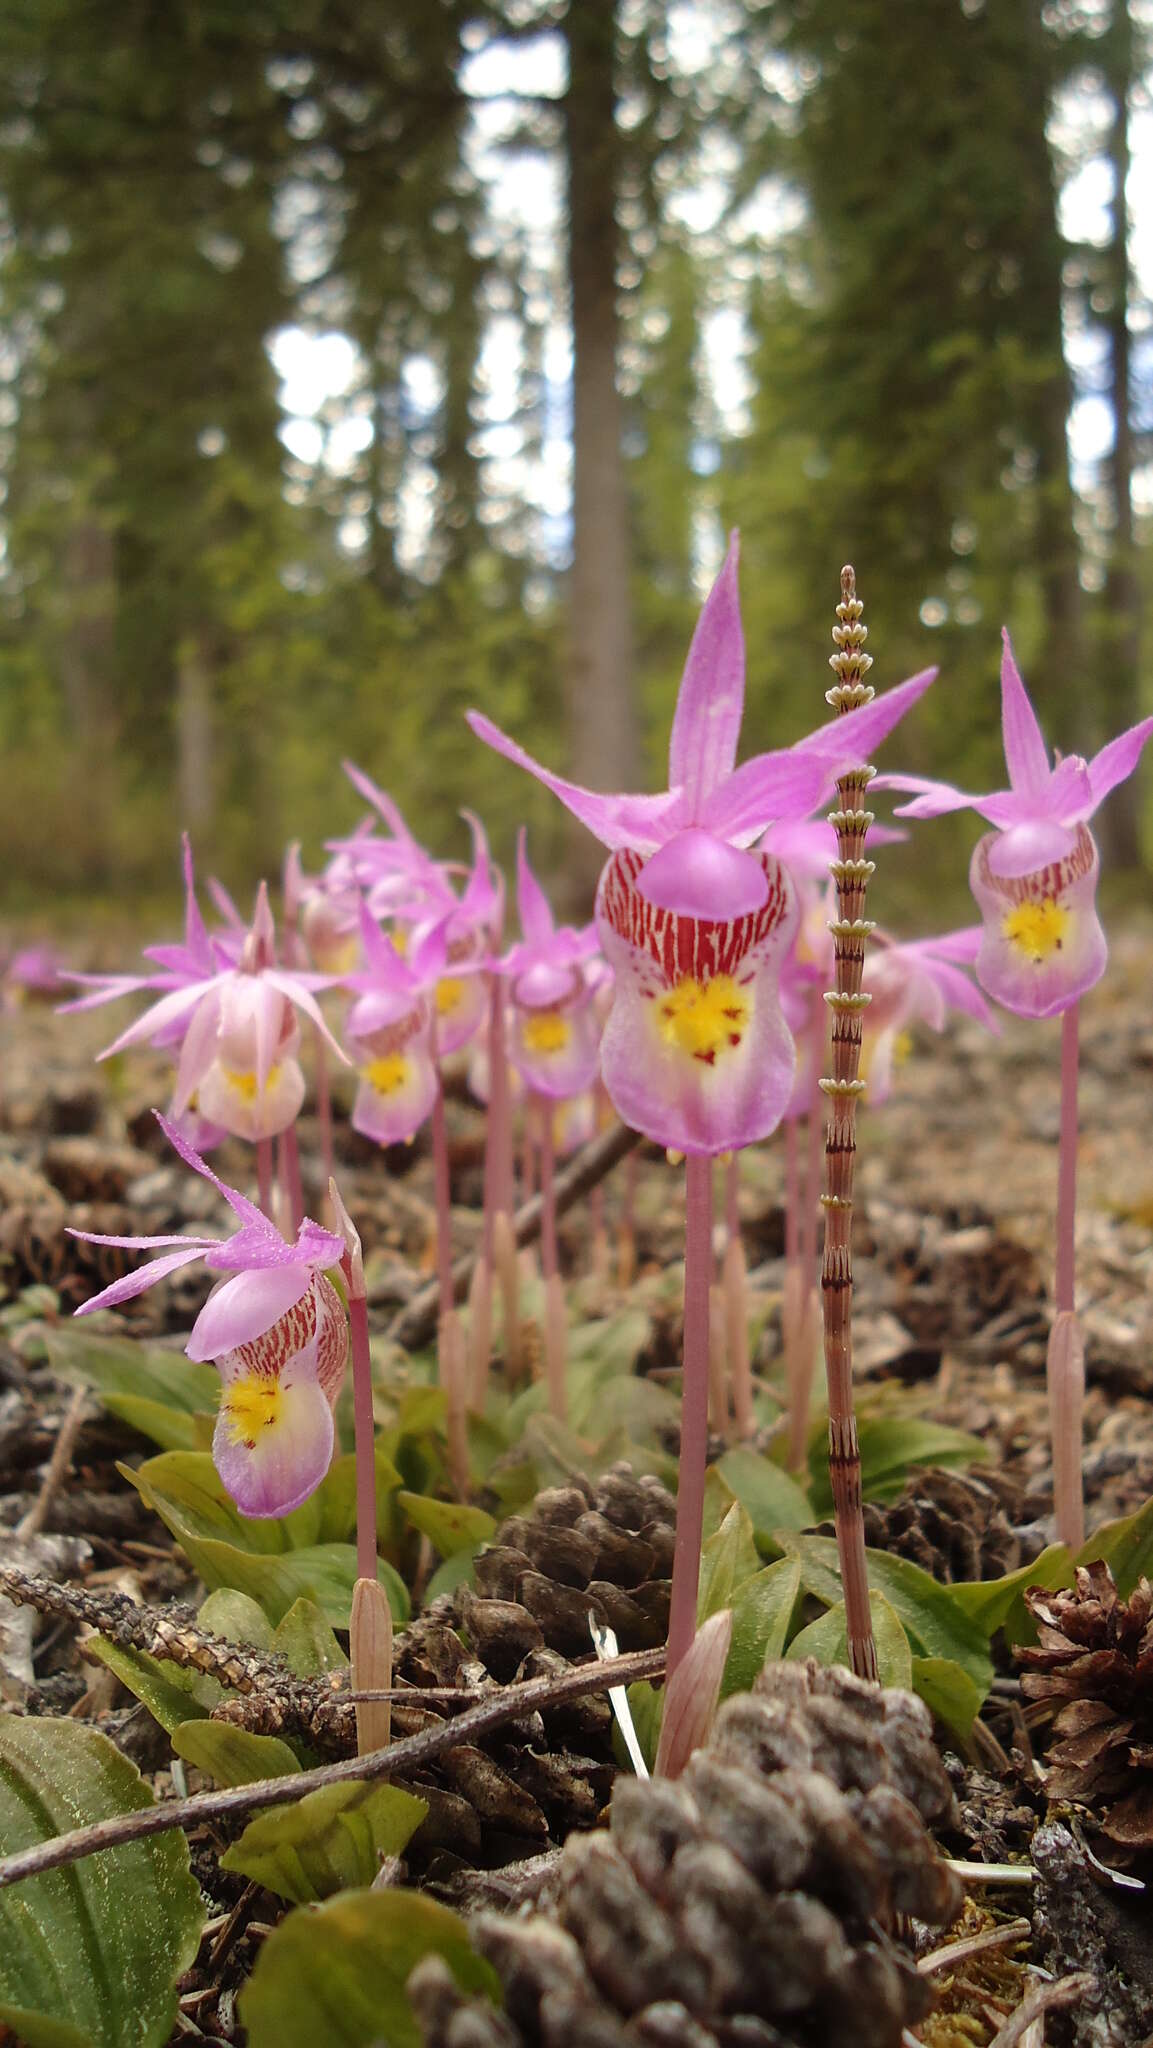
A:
667 1153 714 1681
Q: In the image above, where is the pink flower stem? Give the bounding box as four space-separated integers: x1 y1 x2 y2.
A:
784 1114 800 1269
256 1137 274 1221
1055 1002 1079 1317
430 1063 455 1320
281 1124 304 1234
343 1267 379 1586
667 1152 714 1681
313 1023 335 1187
537 1096 558 1280
725 1150 739 1251
1049 1001 1085 1549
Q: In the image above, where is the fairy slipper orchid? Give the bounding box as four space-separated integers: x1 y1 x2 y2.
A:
70 1115 346 1517
880 631 1153 1019
504 831 601 1100
344 903 486 1145
470 537 934 1155
860 927 998 1104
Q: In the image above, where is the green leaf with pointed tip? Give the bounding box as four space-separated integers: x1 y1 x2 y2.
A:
197 1589 275 1650
85 1639 221 1733
171 1721 301 1786
1078 1494 1153 1599
272 1598 348 1678
776 1534 992 1699
949 1544 1073 1644
425 1546 484 1604
788 1591 913 1691
621 1681 664 1775
241 1889 498 2048
121 1455 409 1628
397 1493 496 1559
716 1448 814 1553
807 1415 989 1517
723 1557 803 1697
43 1324 219 1417
222 1780 427 1902
697 1502 759 1623
911 1657 983 1739
0 1716 204 2048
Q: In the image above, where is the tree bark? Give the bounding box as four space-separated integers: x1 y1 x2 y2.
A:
562 0 639 906
176 634 215 835
1099 0 1143 867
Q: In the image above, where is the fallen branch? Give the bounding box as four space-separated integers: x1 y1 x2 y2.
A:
987 1972 1094 2048
391 1121 641 1349
0 1643 665 1891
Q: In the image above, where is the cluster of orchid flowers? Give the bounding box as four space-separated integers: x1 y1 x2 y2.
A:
64 536 1152 1683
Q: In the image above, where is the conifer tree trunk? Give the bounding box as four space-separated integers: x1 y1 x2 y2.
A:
1100 0 1143 867
562 0 639 903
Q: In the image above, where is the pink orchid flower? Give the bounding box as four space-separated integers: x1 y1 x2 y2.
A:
861 928 998 1104
503 831 602 1100
470 536 936 1154
878 632 1153 1018
344 904 484 1145
70 1115 346 1517
83 876 347 1142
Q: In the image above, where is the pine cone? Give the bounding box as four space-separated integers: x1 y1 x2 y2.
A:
1018 1562 1153 1854
467 1465 675 1666
857 1468 1027 1583
409 1657 962 2048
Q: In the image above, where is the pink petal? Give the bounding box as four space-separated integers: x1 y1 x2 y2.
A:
636 830 769 919
207 876 246 930
294 1220 346 1269
999 630 1051 795
99 979 222 1059
187 1266 312 1362
792 666 938 774
457 809 500 936
986 819 1077 878
197 1054 306 1143
971 825 1106 1019
263 968 350 1064
510 994 600 1100
466 711 685 853
515 829 556 946
432 969 489 1058
924 957 1001 1032
72 1242 211 1316
595 848 798 1155
154 1110 266 1228
667 534 745 817
1046 753 1094 822
1088 716 1153 807
212 1362 334 1519
351 1042 438 1146
343 759 419 845
699 749 831 846
171 989 223 1117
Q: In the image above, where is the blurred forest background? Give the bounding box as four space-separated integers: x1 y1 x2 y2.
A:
1 0 1151 918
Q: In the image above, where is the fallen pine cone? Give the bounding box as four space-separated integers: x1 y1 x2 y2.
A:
409 1656 963 2048
1018 1560 1153 1856
858 1467 1028 1584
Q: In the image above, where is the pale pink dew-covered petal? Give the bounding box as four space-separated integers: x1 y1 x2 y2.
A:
636 829 769 919
999 630 1051 795
212 1362 334 1519
971 825 1106 1019
98 979 223 1061
666 535 745 817
595 849 798 1155
72 1242 214 1317
171 990 224 1117
187 1265 313 1361
698 749 831 847
792 667 938 773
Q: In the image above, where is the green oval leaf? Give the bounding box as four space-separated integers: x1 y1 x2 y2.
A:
697 1501 759 1623
397 1492 496 1559
0 1717 204 2048
723 1557 802 1697
272 1597 349 1678
241 1890 499 2048
716 1448 813 1552
197 1588 275 1651
85 1639 221 1734
222 1780 427 1902
787 1590 913 1690
171 1721 301 1787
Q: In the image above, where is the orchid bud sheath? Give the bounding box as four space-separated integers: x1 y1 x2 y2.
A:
345 1279 379 1585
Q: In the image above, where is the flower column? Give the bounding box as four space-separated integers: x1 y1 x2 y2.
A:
820 569 879 1684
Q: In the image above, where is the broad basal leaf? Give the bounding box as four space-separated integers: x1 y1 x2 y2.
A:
806 1415 989 1517
222 1781 427 1902
397 1493 496 1559
787 1591 914 1691
86 1639 221 1733
716 1447 814 1552
723 1557 802 1697
697 1501 759 1623
776 1533 993 1699
171 1721 301 1787
240 1889 499 2048
45 1326 218 1452
0 1717 204 2048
